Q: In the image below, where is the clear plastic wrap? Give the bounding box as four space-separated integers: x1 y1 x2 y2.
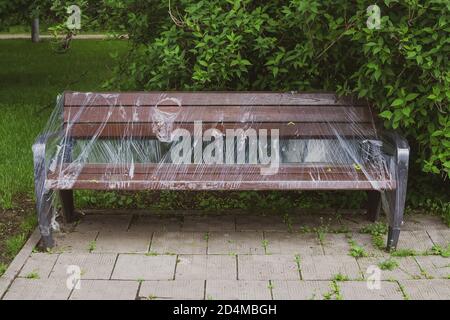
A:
33 92 409 249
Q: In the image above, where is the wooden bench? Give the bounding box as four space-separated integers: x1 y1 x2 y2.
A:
33 92 409 250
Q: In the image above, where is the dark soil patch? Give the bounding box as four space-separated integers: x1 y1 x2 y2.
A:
0 194 36 267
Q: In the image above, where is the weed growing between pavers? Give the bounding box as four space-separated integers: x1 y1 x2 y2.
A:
323 280 343 300
396 281 410 300
391 249 417 257
87 240 96 252
348 239 369 258
378 258 399 271
25 271 40 279
429 244 450 258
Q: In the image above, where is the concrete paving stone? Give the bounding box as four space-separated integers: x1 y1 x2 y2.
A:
291 214 345 232
206 280 271 300
358 257 422 280
112 254 176 280
139 280 205 300
402 214 448 231
414 256 450 279
3 278 71 300
271 280 331 300
93 231 151 253
336 210 374 231
339 281 404 300
49 253 117 280
74 214 132 232
175 255 236 280
321 233 351 255
264 232 323 255
150 232 207 254
69 280 139 300
427 229 450 248
236 215 287 232
399 279 450 300
238 255 300 281
18 253 58 279
397 231 435 252
301 255 362 280
182 215 235 232
128 215 182 232
349 233 388 257
208 232 264 255
53 231 98 252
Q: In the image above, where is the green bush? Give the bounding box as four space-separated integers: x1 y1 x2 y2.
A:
108 0 449 180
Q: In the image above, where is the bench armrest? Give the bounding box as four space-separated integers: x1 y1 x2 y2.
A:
381 131 410 163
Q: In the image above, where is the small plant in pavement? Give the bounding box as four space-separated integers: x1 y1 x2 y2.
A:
378 258 399 271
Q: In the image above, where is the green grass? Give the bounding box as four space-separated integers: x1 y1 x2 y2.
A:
0 263 6 276
0 39 128 208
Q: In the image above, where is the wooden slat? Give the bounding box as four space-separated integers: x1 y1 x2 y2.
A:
64 106 373 123
46 164 395 190
46 178 394 191
64 92 366 107
51 163 390 176
66 122 377 138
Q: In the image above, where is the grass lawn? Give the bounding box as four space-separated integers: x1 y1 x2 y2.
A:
0 39 128 273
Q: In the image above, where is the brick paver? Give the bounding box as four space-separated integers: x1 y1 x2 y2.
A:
238 255 300 280
426 229 450 247
18 253 58 279
54 231 98 252
397 231 435 252
69 280 139 300
301 255 362 280
3 278 71 300
93 231 151 253
182 215 235 232
175 255 236 280
339 281 404 300
139 280 205 300
49 253 117 280
208 231 264 255
414 256 450 279
112 254 176 280
271 280 331 300
399 279 450 300
151 232 207 254
206 280 272 300
74 214 132 232
357 257 422 280
236 215 287 231
128 215 182 232
264 232 323 255
321 234 351 255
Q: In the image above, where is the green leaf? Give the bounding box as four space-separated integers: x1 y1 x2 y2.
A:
379 110 393 120
391 99 404 107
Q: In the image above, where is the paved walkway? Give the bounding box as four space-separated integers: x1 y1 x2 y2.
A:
1 211 449 300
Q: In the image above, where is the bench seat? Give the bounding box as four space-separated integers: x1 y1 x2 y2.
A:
33 92 409 251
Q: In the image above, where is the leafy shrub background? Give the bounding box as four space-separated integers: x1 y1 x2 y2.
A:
107 0 449 181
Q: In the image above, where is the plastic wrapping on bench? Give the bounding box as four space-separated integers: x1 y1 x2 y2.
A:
32 92 409 249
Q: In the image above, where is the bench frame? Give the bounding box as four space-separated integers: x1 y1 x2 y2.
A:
33 92 409 251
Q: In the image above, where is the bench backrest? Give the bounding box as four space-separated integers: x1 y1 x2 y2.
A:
63 92 378 139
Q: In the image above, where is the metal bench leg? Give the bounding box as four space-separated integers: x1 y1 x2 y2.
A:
59 190 77 223
33 134 56 249
38 191 55 249
367 191 381 222
384 133 409 252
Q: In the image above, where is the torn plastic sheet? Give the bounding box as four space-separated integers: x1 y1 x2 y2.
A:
32 92 408 248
